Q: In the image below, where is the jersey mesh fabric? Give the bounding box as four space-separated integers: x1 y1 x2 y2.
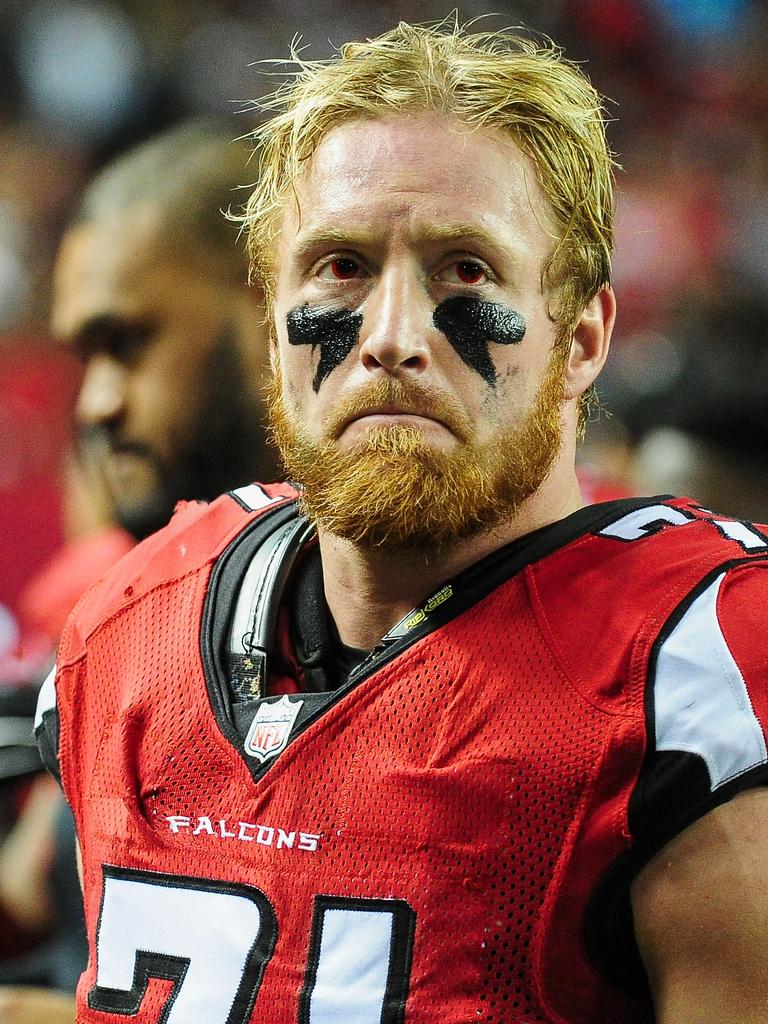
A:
346 581 612 1023
59 560 645 1023
53 493 768 1023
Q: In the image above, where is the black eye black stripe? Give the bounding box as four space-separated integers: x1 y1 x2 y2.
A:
286 305 363 392
286 296 526 389
432 296 526 385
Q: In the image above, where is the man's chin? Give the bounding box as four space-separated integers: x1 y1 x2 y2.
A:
104 452 161 498
295 445 517 550
102 454 179 540
270 354 567 550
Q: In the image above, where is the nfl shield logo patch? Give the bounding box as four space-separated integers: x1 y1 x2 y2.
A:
244 695 304 764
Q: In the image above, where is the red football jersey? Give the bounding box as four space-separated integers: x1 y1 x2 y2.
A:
36 484 768 1023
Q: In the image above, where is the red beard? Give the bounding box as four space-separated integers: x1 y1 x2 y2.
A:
269 352 567 550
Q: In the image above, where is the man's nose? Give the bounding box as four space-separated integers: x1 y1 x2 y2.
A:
358 267 432 376
76 354 127 427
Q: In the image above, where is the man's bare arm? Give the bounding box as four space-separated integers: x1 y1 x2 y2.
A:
632 787 768 1024
0 775 59 934
0 986 75 1023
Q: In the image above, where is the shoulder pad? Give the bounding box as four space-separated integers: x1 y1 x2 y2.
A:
58 482 299 661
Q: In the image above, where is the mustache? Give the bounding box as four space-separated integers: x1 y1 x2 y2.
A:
323 378 473 444
76 425 163 468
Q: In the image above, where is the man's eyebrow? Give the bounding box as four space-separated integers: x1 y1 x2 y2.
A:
68 313 151 355
413 223 504 249
77 313 123 340
55 312 118 351
291 222 515 260
416 223 527 269
291 226 373 262
64 313 121 351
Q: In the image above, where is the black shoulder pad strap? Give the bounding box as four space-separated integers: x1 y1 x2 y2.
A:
202 500 308 727
35 708 60 784
31 666 59 783
226 515 316 699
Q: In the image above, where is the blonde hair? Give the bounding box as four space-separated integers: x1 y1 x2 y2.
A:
243 20 614 321
241 20 616 427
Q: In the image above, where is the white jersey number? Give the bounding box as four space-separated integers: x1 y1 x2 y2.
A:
599 503 768 551
89 866 414 1024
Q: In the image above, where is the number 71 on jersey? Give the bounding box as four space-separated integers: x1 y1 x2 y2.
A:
89 866 416 1023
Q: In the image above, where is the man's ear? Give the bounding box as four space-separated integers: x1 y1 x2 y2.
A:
564 286 615 400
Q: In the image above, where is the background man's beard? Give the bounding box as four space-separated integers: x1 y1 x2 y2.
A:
82 327 276 541
269 353 567 550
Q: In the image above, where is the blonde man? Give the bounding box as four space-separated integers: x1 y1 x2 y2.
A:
38 23 768 1023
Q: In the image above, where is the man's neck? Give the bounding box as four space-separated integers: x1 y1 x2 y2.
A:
318 470 585 651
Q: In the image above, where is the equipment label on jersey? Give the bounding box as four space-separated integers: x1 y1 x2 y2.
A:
384 583 455 641
244 694 304 763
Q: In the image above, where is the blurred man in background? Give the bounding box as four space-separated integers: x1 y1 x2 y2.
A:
53 120 277 540
0 118 279 1022
19 119 279 647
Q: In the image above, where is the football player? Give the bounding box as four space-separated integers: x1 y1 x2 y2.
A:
37 23 768 1024
18 119 283 649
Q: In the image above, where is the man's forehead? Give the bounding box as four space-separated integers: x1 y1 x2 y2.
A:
52 211 168 338
304 113 526 189
278 113 553 257
57 208 161 285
